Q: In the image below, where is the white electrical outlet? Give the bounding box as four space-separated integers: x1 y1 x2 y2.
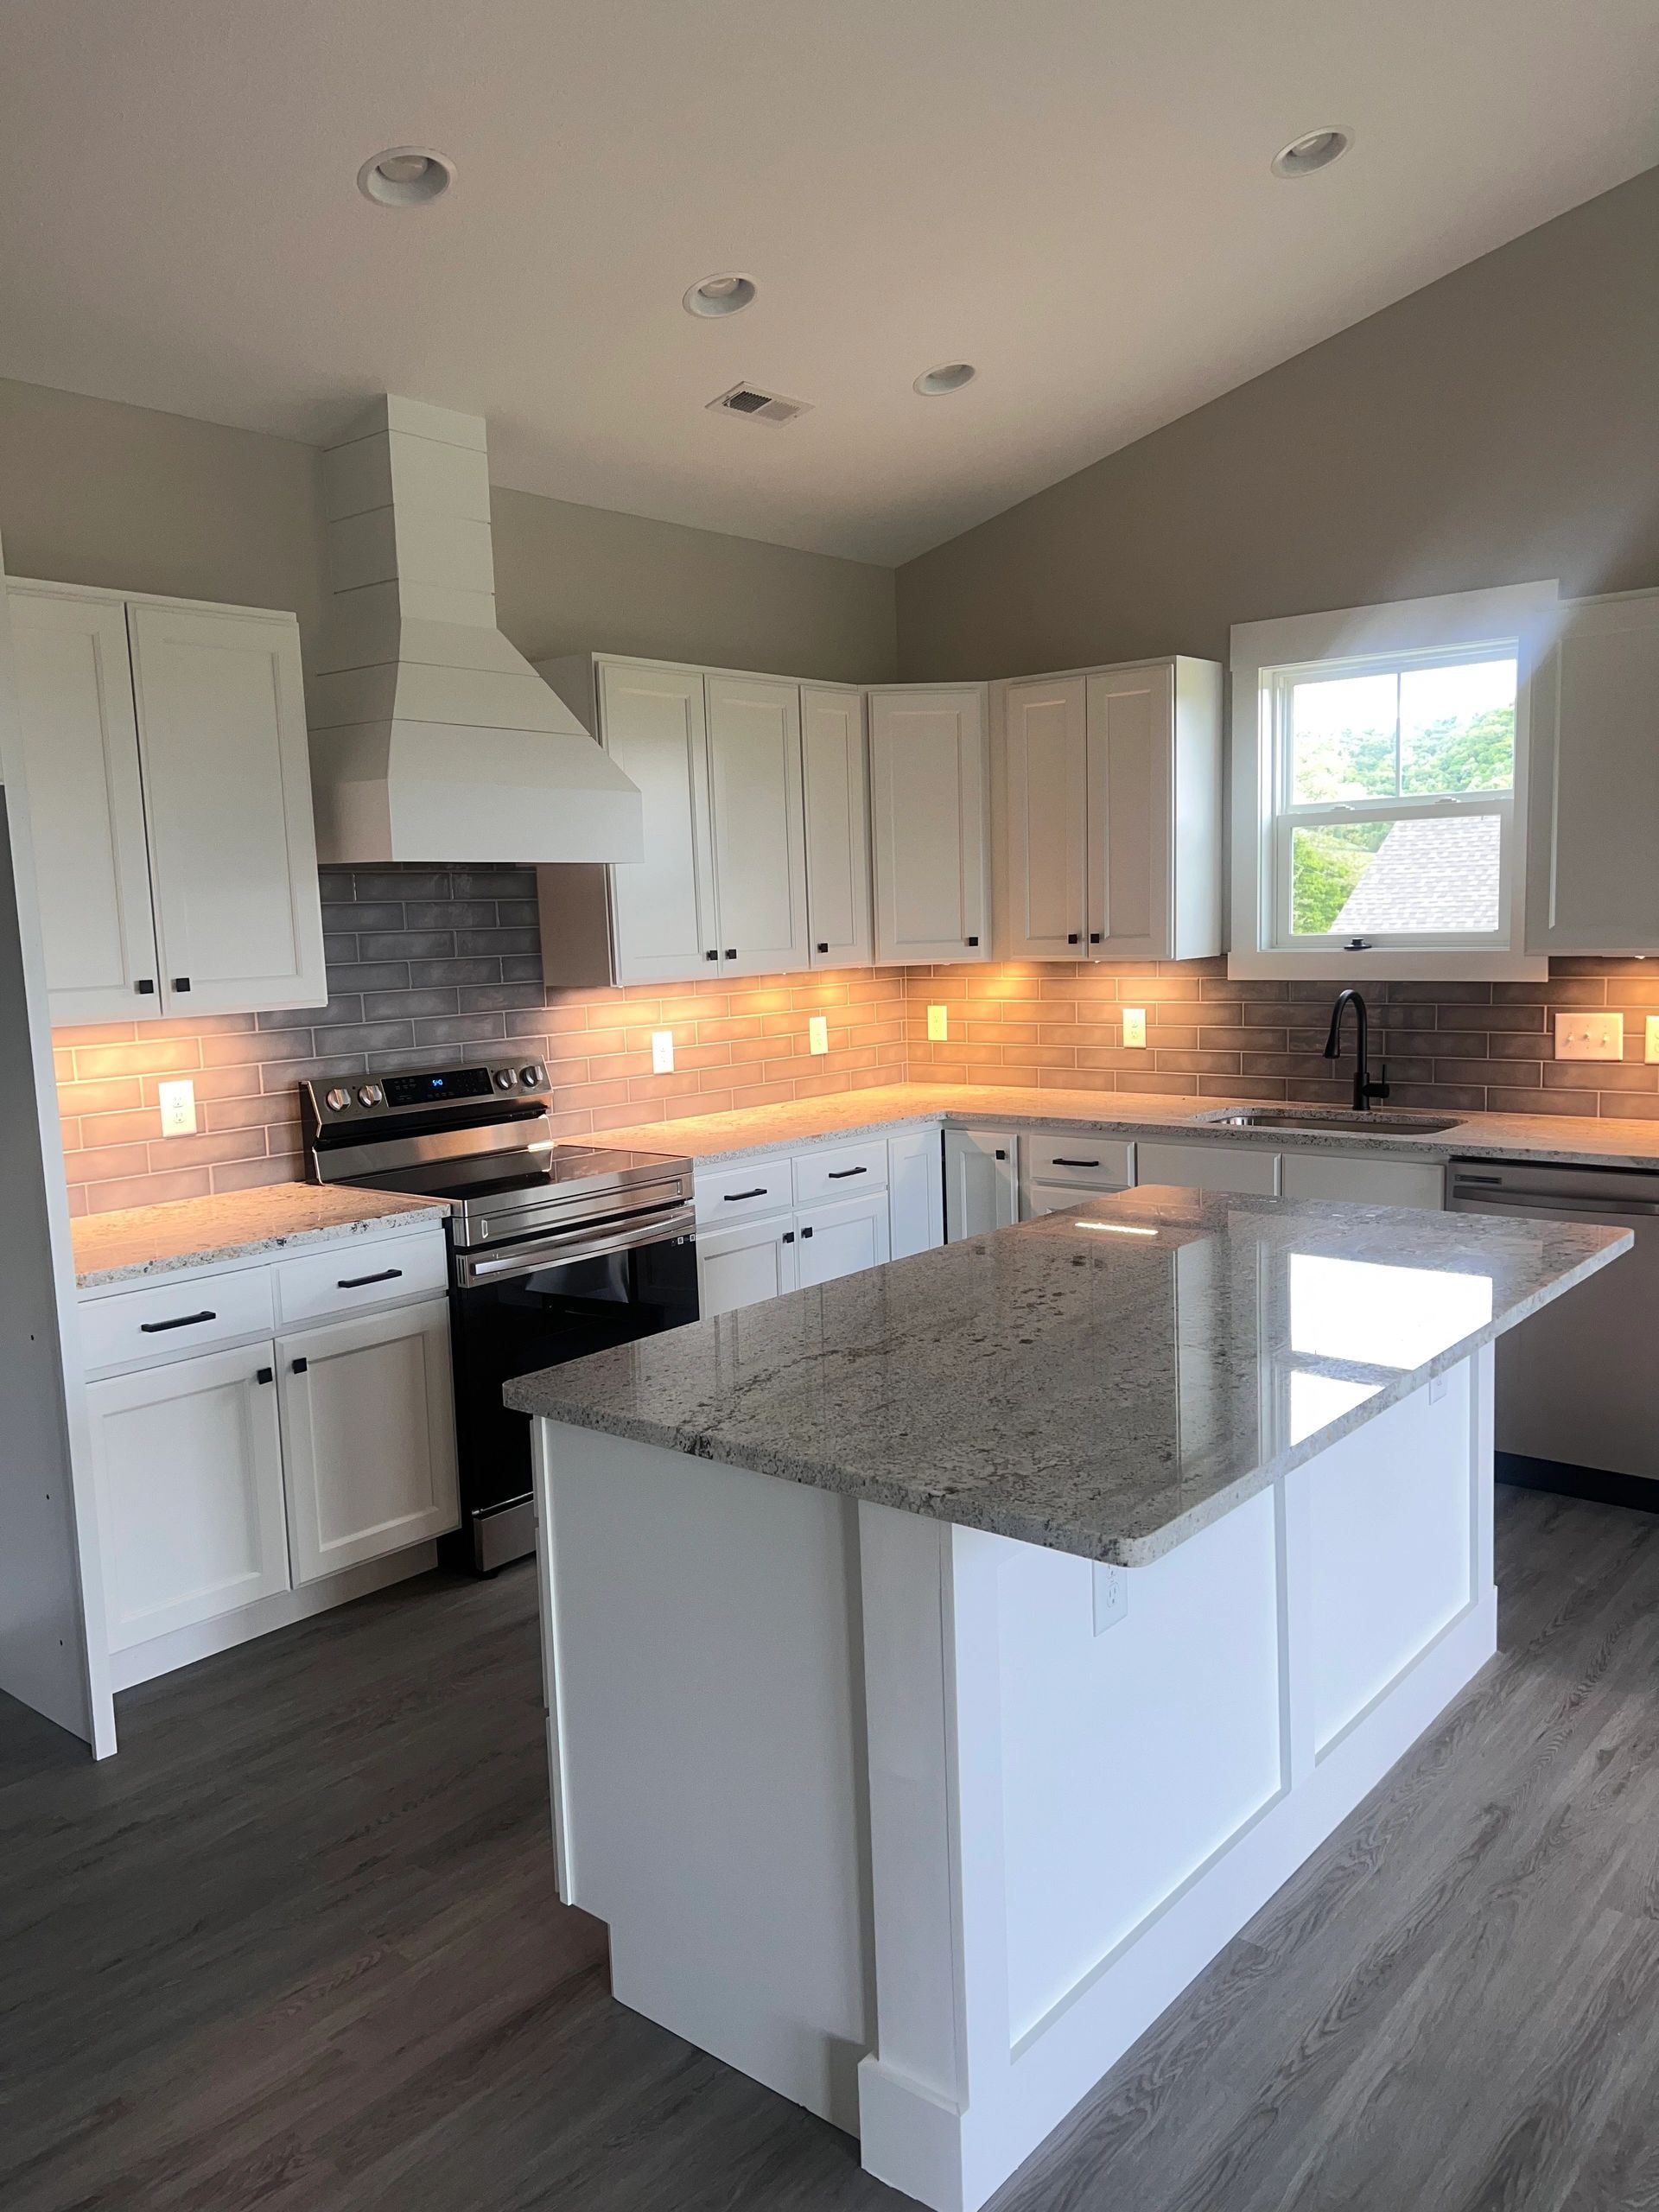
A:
651 1029 674 1073
1646 1017 1659 1065
1122 1007 1147 1049
156 1077 197 1137
808 1014 829 1056
1092 1560 1128 1634
1554 1011 1623 1061
926 1003 949 1042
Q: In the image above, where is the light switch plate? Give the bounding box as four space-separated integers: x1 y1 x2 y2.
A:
1554 1011 1623 1061
808 1014 829 1056
1122 1007 1147 1049
651 1029 674 1073
156 1077 197 1137
926 1003 948 1042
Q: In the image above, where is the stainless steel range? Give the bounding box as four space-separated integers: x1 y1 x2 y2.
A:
301 1058 697 1572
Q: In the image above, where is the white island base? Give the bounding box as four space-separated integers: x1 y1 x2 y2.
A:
531 1351 1495 2212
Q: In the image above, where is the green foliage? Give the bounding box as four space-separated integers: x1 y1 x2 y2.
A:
1292 822 1389 937
1294 704 1514 804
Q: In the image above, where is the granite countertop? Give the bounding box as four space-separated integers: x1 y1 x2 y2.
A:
506 1187 1627 1567
585 1082 1659 1173
73 1184 450 1288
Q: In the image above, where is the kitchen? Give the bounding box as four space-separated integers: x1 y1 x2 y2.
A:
3 8 1658 2209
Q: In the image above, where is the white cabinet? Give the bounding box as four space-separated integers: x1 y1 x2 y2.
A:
86 1341 289 1651
704 674 810 976
801 687 873 968
1525 589 1659 954
7 580 326 1023
998 657 1222 962
1136 1139 1281 1197
944 1127 1019 1242
1279 1152 1444 1209
592 660 717 984
797 1189 891 1288
697 1214 801 1318
888 1129 945 1258
869 684 990 963
277 1297 459 1585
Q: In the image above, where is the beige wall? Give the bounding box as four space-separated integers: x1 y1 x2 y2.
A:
895 164 1659 681
0 378 897 685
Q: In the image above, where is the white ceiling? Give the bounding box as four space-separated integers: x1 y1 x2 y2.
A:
2 1 1656 565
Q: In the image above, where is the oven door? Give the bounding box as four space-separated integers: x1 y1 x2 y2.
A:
447 1218 699 1573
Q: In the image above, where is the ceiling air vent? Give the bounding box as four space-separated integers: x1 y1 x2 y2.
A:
708 382 811 427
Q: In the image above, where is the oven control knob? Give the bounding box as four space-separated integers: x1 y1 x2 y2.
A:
494 1069 515 1091
325 1086 352 1112
519 1063 544 1087
357 1084 384 1108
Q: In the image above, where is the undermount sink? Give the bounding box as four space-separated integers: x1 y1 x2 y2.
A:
1196 1107 1465 1136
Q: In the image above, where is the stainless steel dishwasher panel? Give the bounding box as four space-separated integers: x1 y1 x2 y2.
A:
1447 1159 1658 1484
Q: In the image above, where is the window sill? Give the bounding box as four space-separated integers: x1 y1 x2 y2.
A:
1227 948 1548 982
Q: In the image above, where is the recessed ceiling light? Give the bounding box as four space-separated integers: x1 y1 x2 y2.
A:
914 363 976 397
683 274 757 318
357 146 455 207
1270 128 1353 179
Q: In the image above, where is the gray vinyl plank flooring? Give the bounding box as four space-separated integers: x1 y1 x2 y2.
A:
2 1485 1655 2211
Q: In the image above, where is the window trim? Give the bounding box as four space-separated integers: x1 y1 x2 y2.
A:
1229 582 1558 982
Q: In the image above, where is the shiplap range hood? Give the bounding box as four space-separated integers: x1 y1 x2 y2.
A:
308 396 643 864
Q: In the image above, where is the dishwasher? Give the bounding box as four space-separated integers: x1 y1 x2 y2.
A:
1447 1158 1659 1502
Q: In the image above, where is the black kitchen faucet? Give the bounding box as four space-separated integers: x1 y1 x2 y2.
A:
1323 988 1391 1113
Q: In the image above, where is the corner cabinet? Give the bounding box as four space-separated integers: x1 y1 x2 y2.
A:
6 579 327 1023
997 656 1222 961
943 1127 1019 1241
868 684 990 964
1525 588 1659 954
537 656 872 987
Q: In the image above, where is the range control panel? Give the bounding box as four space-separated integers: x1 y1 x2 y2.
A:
303 1061 551 1123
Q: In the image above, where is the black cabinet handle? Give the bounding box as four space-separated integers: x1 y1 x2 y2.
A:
827 1166 867 1179
256 1366 274 1386
172 976 191 992
705 950 719 962
724 948 737 959
817 942 830 954
290 1357 308 1375
1090 931 1103 944
1067 933 1079 944
966 935 979 947
135 978 156 995
139 1309 215 1333
724 1187 769 1202
1052 1157 1101 1169
995 1149 1007 1161
782 1230 796 1244
336 1267 403 1289
800 1225 814 1239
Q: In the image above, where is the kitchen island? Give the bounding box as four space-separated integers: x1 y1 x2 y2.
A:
505 1189 1626 2212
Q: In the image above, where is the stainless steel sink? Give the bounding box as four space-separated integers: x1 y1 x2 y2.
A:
1195 1107 1465 1136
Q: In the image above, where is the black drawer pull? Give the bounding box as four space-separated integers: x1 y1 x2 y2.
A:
1052 1157 1101 1169
724 1186 769 1202
800 1225 814 1238
172 976 191 992
291 1357 308 1375
256 1367 274 1386
135 978 156 995
140 1309 215 1333
826 1166 868 1179
336 1267 403 1289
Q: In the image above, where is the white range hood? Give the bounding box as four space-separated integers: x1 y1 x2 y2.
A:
308 396 643 865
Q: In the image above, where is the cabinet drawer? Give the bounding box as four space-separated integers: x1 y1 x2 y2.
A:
79 1267 275 1375
1022 1130 1134 1189
792 1139 889 1206
1135 1139 1281 1198
273 1231 448 1326
695 1155 794 1224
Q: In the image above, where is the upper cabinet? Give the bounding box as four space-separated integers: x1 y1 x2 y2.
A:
868 684 990 964
7 580 326 1024
1525 589 1659 955
997 656 1222 962
537 655 868 987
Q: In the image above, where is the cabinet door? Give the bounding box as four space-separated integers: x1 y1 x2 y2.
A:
599 661 719 983
1526 592 1659 953
801 687 873 969
86 1341 289 1651
125 601 325 1015
1003 675 1087 959
888 1128 945 1257
1279 1151 1443 1209
6 585 161 1021
797 1190 892 1289
943 1127 1019 1243
1135 1140 1280 1198
277 1297 458 1585
869 687 989 963
705 674 809 976
1085 664 1173 959
697 1216 800 1318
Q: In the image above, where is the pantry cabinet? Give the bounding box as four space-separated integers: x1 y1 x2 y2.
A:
7 579 327 1023
998 656 1223 962
1525 588 1659 954
868 684 991 963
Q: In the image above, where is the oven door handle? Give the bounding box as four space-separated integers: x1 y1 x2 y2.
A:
455 1207 696 1286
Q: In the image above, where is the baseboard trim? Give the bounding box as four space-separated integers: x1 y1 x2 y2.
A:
1496 1453 1659 1516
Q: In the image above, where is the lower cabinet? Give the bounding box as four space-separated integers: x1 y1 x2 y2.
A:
86 1341 290 1653
888 1129 945 1258
1135 1139 1281 1198
1279 1151 1444 1209
944 1128 1020 1242
277 1298 459 1586
797 1190 891 1288
698 1215 800 1319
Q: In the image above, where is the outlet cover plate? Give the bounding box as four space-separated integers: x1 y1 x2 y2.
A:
1554 1011 1623 1061
1122 1007 1147 1049
808 1014 829 1055
157 1077 197 1137
651 1029 674 1073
